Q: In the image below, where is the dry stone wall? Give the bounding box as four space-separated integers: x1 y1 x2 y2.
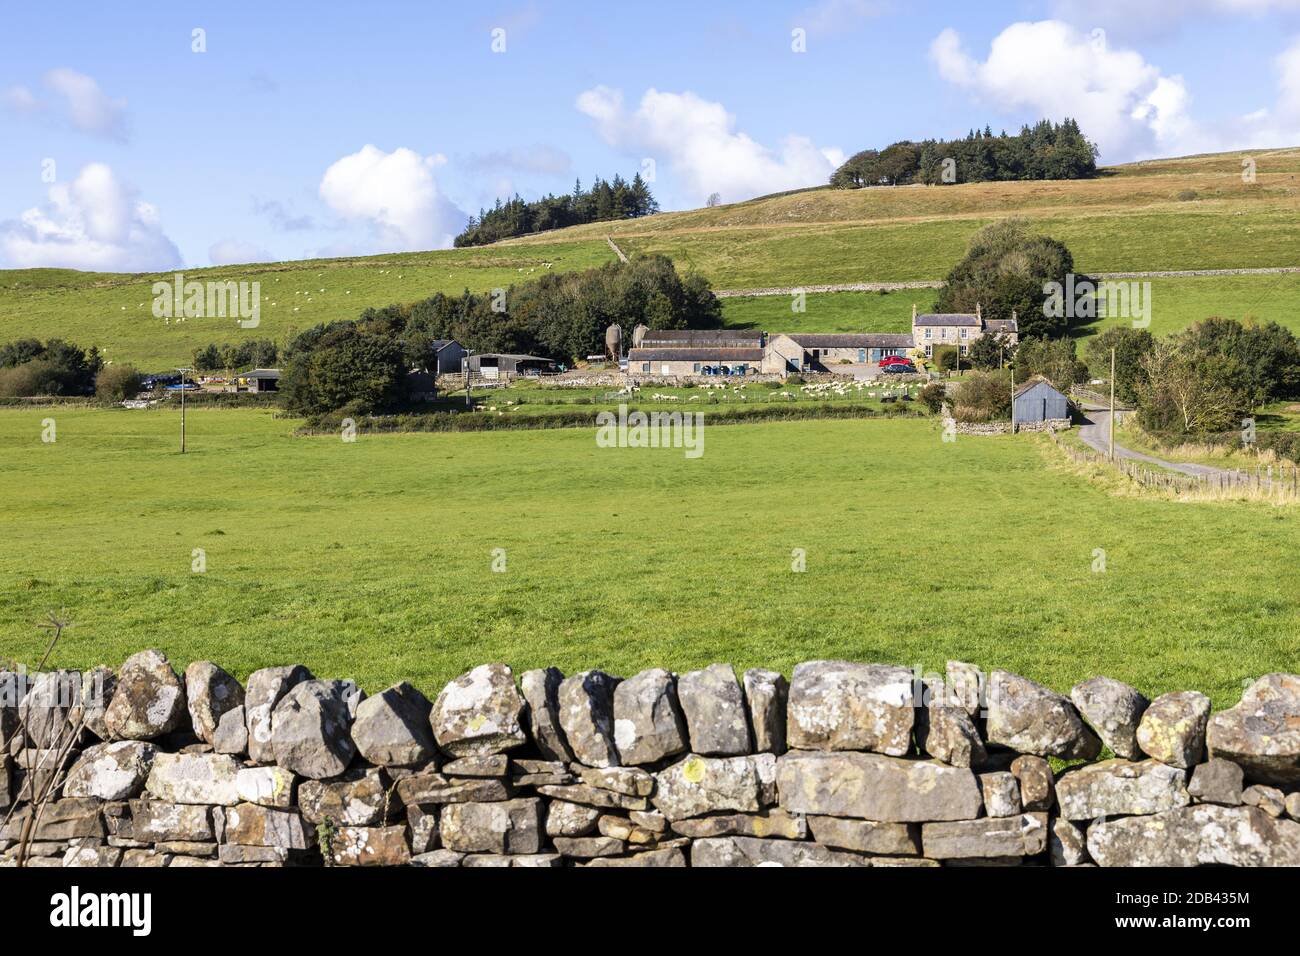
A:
3 653 1299 867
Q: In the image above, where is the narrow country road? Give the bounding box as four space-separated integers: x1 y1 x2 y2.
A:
1076 406 1232 479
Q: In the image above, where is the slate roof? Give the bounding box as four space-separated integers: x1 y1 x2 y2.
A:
639 329 764 347
782 333 913 348
914 313 980 327
627 348 765 362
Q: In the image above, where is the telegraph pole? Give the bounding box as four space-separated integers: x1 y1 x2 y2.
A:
175 367 192 454
1109 348 1116 462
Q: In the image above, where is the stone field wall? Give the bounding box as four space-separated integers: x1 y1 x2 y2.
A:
2 653 1299 867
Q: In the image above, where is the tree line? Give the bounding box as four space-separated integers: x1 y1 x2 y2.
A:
283 254 721 415
0 337 143 401
830 119 1098 189
454 173 658 247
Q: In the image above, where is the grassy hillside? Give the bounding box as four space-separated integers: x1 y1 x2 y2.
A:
2 405 1294 705
2 146 1298 368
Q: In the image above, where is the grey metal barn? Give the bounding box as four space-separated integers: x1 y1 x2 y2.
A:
1013 378 1070 422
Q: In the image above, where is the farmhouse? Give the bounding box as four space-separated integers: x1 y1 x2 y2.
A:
912 304 1019 358
764 333 914 373
1013 377 1071 423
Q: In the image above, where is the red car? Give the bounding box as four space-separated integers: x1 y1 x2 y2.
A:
878 355 913 368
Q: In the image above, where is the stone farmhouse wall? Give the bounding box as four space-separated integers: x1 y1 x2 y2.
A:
2 653 1298 868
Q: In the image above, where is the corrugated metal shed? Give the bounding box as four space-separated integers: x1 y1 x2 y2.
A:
1013 378 1070 422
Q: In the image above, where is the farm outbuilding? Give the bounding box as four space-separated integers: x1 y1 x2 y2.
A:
465 353 557 380
237 368 280 392
766 333 914 372
1013 378 1071 423
627 347 764 376
429 340 467 375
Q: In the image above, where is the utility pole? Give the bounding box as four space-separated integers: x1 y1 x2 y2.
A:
1109 347 1116 462
463 352 473 409
1010 366 1015 434
175 367 192 454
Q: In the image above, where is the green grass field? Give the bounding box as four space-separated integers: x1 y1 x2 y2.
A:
2 405 1295 706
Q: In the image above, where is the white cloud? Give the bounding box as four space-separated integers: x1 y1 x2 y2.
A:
3 69 129 140
0 163 181 271
43 68 128 140
209 238 274 265
318 145 467 251
576 86 842 205
3 84 40 112
1052 0 1300 39
932 20 1300 161
797 0 887 35
464 144 572 176
929 21 1205 160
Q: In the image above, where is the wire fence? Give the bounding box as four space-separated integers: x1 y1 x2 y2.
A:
1048 431 1300 501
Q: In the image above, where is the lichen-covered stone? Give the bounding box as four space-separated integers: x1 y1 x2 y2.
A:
351 682 435 767
17 671 80 749
922 812 1049 860
1070 676 1148 760
1010 755 1054 811
671 809 807 841
584 846 687 867
223 802 313 849
103 651 188 741
776 751 982 823
1050 816 1088 866
612 668 687 766
235 765 296 808
807 816 920 855
1087 805 1300 866
917 700 987 768
244 665 312 763
329 825 410 866
129 800 214 842
787 660 913 755
986 670 1100 760
431 663 527 758
576 765 654 797
299 767 391 825
72 666 116 742
557 670 620 768
145 752 241 805
945 661 984 718
1242 784 1286 818
213 705 248 756
439 798 543 854
980 771 1022 817
184 661 244 746
442 754 508 777
1055 759 1190 820
1136 691 1211 770
742 668 788 755
677 663 751 756
545 800 601 837
652 754 765 821
519 667 574 763
692 836 869 867
271 680 356 779
64 740 156 800
1188 757 1244 805
1206 673 1300 785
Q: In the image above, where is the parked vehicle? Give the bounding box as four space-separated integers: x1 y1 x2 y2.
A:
879 355 913 367
881 364 913 375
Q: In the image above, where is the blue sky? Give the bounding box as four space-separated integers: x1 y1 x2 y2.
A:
3 0 1300 271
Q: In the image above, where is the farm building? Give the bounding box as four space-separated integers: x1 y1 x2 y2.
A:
429 340 467 374
1013 378 1071 423
764 333 914 373
465 353 558 380
627 347 765 376
912 304 1019 358
237 368 280 392
639 329 765 349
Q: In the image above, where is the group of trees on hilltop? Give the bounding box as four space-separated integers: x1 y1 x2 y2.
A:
455 173 658 247
282 254 720 414
830 119 1098 188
